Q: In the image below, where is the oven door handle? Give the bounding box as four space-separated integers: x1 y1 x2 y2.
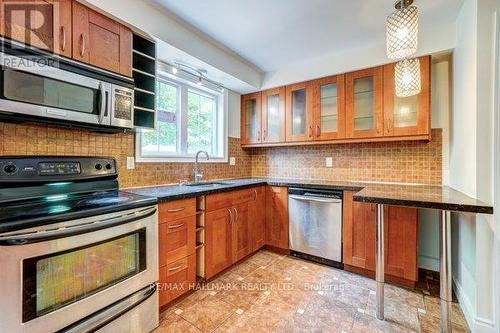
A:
57 284 157 333
0 206 157 246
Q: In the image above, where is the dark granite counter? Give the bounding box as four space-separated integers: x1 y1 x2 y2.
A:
124 178 493 214
353 183 493 214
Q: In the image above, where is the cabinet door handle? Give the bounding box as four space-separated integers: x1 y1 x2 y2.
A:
80 34 86 57
257 130 261 142
168 264 186 272
228 208 233 223
308 125 313 138
233 207 238 223
60 26 66 52
253 189 257 201
263 129 267 141
167 223 185 229
316 125 321 137
167 207 185 213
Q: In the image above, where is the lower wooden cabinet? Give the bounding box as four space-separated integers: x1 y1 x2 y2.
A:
233 202 251 262
205 207 233 279
159 255 196 307
342 191 418 286
265 186 289 250
250 186 266 252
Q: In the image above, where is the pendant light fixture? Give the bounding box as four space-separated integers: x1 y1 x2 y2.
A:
386 0 418 59
395 58 421 97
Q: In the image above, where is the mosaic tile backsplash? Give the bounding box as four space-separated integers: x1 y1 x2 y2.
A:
0 122 442 187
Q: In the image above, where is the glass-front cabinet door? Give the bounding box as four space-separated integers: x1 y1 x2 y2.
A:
383 56 430 137
311 75 346 140
285 82 313 142
261 87 285 143
241 92 262 145
345 67 384 139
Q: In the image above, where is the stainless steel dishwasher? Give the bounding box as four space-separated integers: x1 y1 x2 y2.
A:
288 187 343 268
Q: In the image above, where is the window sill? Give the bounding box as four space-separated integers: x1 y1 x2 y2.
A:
136 156 228 163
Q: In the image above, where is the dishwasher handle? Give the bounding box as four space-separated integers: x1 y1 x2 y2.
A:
289 194 342 204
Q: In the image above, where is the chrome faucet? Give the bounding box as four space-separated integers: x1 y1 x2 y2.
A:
193 150 209 183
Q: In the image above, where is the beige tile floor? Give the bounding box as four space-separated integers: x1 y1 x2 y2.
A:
155 250 470 333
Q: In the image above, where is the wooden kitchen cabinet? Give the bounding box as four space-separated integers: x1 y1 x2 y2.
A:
261 87 286 143
233 202 251 262
383 55 431 138
285 82 314 142
158 198 197 307
345 67 384 139
250 186 266 252
265 186 289 250
205 207 234 279
310 74 346 140
241 92 262 145
1 0 72 57
72 1 132 76
342 191 418 286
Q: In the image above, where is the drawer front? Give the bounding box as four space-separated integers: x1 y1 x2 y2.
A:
206 187 258 211
159 216 196 266
159 255 196 306
159 198 196 222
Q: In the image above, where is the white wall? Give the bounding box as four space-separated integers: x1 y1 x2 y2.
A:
228 90 241 138
451 0 499 331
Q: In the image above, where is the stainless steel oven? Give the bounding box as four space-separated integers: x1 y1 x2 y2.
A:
0 205 159 333
0 52 134 129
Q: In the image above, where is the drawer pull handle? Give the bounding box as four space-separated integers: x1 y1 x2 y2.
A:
167 207 186 213
167 223 184 229
168 264 185 272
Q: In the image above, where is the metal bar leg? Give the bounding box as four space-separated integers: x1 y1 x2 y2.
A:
376 204 385 320
439 210 452 333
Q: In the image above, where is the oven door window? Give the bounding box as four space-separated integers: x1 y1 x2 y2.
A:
1 69 99 114
22 229 146 323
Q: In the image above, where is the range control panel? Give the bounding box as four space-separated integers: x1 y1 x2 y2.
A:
0 157 117 183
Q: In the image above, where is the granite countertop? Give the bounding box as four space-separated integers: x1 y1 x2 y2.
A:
353 183 493 214
124 177 493 214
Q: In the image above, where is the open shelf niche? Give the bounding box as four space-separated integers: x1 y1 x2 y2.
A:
195 196 206 281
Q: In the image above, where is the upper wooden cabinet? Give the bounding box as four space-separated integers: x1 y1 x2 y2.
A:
241 92 262 145
310 74 346 140
285 82 313 142
383 56 431 138
261 87 286 143
241 56 431 147
345 67 384 139
72 1 132 76
0 0 72 57
0 0 132 76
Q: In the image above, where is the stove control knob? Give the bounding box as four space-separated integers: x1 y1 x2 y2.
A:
4 164 17 174
105 163 112 170
95 163 103 170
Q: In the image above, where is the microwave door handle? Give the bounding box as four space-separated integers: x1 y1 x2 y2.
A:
98 82 106 124
0 206 157 246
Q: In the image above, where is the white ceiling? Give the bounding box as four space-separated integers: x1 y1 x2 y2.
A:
151 0 463 73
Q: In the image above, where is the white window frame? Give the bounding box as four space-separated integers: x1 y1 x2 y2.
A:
136 72 228 163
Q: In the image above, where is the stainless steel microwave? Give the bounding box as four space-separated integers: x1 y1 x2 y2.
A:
0 52 134 129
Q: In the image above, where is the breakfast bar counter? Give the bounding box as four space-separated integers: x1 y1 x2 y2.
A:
353 183 493 333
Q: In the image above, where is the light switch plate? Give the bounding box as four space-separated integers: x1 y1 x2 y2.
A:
229 157 236 166
126 157 135 170
326 157 333 168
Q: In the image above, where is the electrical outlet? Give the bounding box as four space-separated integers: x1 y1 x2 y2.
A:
229 157 236 166
126 157 135 170
326 157 333 168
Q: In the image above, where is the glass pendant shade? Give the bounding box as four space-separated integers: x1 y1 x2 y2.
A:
395 58 421 97
386 5 418 59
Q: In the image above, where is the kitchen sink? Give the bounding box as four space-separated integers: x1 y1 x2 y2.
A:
184 181 235 187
